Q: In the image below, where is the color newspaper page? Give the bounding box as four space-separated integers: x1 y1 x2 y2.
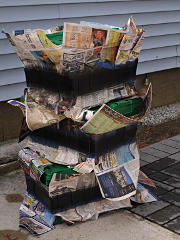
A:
81 104 137 135
93 142 139 201
63 22 92 49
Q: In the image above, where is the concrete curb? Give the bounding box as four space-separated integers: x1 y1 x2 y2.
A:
0 138 26 175
0 160 20 175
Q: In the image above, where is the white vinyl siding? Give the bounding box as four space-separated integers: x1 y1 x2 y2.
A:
0 0 180 100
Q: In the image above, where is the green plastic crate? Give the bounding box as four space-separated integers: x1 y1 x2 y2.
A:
41 164 78 186
46 32 63 45
89 97 144 117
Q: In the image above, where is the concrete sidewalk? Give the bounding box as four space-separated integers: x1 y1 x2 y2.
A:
0 135 180 240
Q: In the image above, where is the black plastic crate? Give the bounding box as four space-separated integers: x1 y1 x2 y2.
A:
25 174 102 213
24 59 138 96
30 121 137 156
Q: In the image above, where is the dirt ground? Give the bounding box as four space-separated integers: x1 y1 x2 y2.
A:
136 118 180 148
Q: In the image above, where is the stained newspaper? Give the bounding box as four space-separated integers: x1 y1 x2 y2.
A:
93 141 139 201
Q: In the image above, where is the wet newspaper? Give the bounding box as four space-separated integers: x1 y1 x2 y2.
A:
93 141 139 201
55 198 131 224
27 138 80 165
25 90 65 131
19 192 54 235
130 183 158 203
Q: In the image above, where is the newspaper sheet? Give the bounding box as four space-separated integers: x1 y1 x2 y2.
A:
93 141 139 201
61 48 86 72
28 137 96 169
141 82 152 119
132 83 152 121
138 170 156 188
5 29 60 67
63 22 108 49
80 84 151 135
29 156 52 181
24 81 137 125
27 138 80 165
25 91 65 131
130 183 158 203
73 159 94 174
63 22 92 49
129 30 145 61
80 21 121 30
81 104 137 135
18 148 52 181
19 192 54 235
115 17 138 65
84 46 102 65
30 47 62 70
6 28 63 70
49 172 97 197
101 31 124 64
28 87 76 115
55 198 131 224
80 21 125 64
92 28 107 47
18 148 40 168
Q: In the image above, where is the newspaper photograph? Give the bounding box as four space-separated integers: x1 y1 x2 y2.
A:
92 28 107 47
95 165 136 201
19 193 54 235
61 48 86 73
63 22 92 49
30 48 62 70
94 141 139 172
28 87 76 115
81 104 137 135
94 141 139 201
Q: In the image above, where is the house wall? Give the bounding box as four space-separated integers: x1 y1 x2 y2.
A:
0 0 180 101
